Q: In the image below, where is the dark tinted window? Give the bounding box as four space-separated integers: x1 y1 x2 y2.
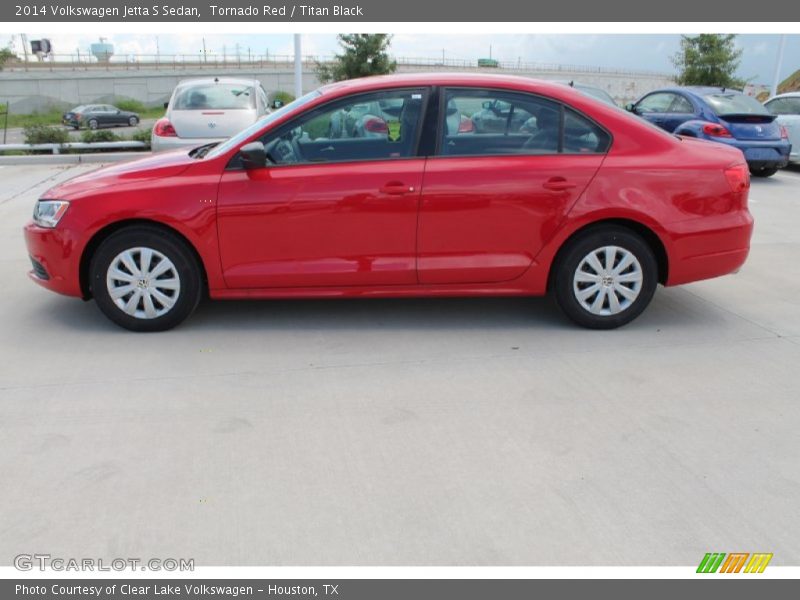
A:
439 88 610 157
261 88 426 165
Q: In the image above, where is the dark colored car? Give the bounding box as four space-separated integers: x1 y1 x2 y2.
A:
626 86 791 177
62 104 141 130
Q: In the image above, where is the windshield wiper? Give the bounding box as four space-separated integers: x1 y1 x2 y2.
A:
189 142 220 159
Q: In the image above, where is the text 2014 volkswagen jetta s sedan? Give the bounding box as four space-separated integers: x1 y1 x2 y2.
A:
24 74 753 332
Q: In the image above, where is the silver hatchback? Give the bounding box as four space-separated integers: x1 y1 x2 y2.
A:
152 77 271 152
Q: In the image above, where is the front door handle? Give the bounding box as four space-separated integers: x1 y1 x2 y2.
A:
380 182 415 195
543 177 577 192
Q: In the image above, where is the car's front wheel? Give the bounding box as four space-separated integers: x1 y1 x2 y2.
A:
750 166 778 178
553 226 658 329
90 227 202 332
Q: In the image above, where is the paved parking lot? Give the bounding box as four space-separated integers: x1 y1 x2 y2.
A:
1 163 799 566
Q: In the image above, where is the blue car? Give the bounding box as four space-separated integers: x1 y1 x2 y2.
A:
627 86 792 177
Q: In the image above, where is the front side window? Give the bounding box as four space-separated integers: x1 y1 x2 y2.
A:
260 88 426 166
669 95 695 113
440 88 610 157
173 83 256 110
636 93 677 113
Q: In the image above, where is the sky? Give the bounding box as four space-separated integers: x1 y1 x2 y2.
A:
5 33 799 85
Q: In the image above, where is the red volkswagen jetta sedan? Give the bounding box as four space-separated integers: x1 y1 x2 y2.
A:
24 74 753 331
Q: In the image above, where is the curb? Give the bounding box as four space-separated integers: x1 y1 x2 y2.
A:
0 152 150 165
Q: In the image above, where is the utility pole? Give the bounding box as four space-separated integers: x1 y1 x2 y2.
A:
771 34 787 98
202 37 207 63
294 34 302 98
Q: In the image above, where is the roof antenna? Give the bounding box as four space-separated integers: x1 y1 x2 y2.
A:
569 80 574 87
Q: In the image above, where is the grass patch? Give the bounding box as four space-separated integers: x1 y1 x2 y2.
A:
5 108 65 129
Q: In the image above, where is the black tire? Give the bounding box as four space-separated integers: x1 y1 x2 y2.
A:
88 119 99 130
89 226 202 332
128 116 139 127
553 226 658 329
750 166 778 178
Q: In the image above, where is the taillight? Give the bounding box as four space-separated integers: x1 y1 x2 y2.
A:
724 163 750 194
364 117 388 135
781 125 789 140
703 123 733 138
458 116 475 133
154 118 177 137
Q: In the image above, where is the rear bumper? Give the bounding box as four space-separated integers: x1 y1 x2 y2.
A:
723 139 791 169
666 210 754 286
151 135 227 153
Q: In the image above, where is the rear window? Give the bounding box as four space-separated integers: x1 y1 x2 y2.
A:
703 92 770 116
173 83 256 110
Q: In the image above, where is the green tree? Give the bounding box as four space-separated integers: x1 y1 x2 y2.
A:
672 34 745 89
316 34 397 83
0 46 18 70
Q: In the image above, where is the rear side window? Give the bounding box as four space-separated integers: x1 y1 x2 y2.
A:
439 88 611 157
766 97 800 115
703 92 769 116
173 83 256 110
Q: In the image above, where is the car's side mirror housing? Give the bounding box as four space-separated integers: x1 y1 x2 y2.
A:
163 101 169 110
625 102 637 113
239 141 267 169
481 100 493 110
271 100 283 110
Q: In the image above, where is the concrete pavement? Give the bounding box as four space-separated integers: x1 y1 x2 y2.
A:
0 164 799 566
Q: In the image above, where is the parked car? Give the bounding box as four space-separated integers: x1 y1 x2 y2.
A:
62 104 140 130
152 77 271 152
25 73 753 332
764 92 800 164
626 86 791 177
555 81 618 106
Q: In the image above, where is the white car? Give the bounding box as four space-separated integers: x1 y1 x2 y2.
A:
152 77 271 152
764 92 800 164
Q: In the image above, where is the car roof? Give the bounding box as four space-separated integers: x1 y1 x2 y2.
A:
768 91 800 99
654 86 746 96
176 76 258 88
318 72 580 97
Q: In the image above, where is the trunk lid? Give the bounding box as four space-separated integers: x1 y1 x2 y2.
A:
718 113 782 141
169 109 257 139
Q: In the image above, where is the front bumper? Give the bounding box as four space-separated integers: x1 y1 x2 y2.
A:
24 221 84 297
151 135 227 153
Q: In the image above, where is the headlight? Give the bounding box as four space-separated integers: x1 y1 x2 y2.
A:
33 200 70 228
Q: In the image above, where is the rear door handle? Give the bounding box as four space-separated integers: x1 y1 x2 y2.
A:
380 182 415 195
543 178 577 191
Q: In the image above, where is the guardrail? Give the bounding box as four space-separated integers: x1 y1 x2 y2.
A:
0 141 148 154
2 54 672 78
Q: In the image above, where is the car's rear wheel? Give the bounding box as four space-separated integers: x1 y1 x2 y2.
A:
88 119 99 130
89 227 202 332
750 166 778 178
128 116 139 127
553 226 658 329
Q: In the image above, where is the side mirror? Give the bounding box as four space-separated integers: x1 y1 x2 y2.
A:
239 141 267 170
271 100 283 110
481 100 493 110
163 101 169 110
625 102 637 113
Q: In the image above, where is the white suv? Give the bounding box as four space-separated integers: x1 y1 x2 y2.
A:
152 77 271 152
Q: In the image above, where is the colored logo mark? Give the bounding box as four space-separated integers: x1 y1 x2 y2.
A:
697 552 773 573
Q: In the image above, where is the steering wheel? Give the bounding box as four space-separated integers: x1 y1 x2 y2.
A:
265 135 298 164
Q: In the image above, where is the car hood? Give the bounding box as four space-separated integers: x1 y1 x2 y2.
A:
43 150 196 199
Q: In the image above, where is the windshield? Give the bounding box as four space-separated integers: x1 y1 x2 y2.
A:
576 86 616 106
173 83 256 110
204 90 323 160
703 92 769 116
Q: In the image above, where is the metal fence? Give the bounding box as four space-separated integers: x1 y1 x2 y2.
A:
3 53 672 78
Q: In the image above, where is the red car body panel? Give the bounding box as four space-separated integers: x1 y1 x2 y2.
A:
24 73 754 304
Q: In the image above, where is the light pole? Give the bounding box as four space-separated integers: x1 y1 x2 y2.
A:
771 34 787 98
294 34 303 98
